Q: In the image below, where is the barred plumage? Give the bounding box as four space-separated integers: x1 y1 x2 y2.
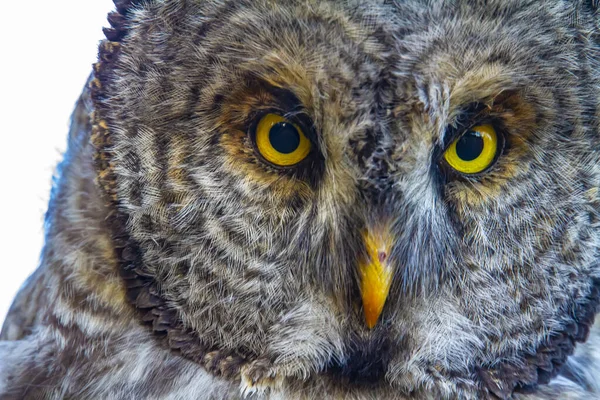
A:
2 0 600 398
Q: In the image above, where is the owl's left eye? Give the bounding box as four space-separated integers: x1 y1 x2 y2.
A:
444 124 499 174
253 113 312 167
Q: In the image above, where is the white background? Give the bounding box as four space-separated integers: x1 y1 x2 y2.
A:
0 0 115 326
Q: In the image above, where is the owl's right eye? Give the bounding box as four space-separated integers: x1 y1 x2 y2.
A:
253 113 312 167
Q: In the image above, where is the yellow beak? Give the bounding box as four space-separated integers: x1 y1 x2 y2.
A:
359 229 393 329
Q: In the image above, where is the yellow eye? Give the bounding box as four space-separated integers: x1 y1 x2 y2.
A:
444 124 498 174
255 113 311 167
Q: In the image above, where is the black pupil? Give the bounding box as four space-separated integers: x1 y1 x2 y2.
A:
456 130 484 161
269 122 300 154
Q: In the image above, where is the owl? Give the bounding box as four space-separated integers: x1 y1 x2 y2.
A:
2 0 600 398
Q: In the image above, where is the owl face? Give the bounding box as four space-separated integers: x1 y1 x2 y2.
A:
93 0 600 397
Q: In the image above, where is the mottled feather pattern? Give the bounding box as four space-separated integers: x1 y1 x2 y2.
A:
2 0 600 399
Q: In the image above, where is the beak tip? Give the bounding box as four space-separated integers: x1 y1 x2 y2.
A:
365 318 377 330
363 303 384 329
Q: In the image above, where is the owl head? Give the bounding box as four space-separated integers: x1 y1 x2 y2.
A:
91 0 600 398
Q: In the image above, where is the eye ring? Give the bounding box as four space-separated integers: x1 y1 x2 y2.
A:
254 113 311 167
444 124 499 175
